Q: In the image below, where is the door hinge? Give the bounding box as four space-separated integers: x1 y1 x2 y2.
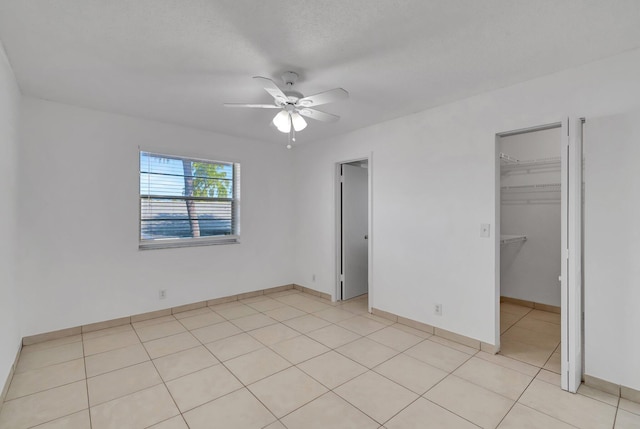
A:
340 175 344 183
340 273 344 282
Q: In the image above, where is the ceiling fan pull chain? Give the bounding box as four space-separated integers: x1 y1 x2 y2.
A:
287 115 296 149
292 115 296 142
287 116 293 149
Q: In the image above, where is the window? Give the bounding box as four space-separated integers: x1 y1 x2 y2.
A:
139 151 240 249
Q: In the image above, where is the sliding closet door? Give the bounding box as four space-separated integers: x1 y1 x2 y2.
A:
560 117 583 393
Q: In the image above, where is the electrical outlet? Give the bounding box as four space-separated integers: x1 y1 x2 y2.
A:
434 303 442 316
159 289 167 300
312 274 316 282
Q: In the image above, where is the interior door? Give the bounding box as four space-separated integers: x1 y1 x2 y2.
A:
342 163 368 300
561 117 583 393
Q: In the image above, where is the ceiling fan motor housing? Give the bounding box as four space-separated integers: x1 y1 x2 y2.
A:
282 90 303 105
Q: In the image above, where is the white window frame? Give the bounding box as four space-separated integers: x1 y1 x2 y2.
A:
139 151 241 250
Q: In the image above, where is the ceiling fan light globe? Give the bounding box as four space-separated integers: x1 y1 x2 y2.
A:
275 122 291 133
291 112 307 132
273 110 291 133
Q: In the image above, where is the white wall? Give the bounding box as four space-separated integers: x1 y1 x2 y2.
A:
17 98 295 336
0 41 21 389
584 110 640 391
500 128 561 306
293 44 640 388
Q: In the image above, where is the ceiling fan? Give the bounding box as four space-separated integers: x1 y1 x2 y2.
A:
224 71 348 146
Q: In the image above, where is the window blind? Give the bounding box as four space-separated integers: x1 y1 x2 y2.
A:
139 151 240 249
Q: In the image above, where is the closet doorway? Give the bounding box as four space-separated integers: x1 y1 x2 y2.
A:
336 158 370 303
496 119 584 393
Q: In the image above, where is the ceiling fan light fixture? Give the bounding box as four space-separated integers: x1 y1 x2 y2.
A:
291 112 307 132
226 73 349 140
273 110 291 133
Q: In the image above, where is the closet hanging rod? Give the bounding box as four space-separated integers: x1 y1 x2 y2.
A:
501 199 560 205
500 235 527 245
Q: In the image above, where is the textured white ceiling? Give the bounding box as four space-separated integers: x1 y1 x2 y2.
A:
1 0 640 144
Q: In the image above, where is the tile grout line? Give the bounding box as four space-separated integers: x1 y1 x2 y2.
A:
130 321 185 428
273 298 479 426
371 348 478 427
515 403 583 429
6 346 91 427
432 353 540 405
340 329 479 427
175 304 282 428
499 306 533 336
82 337 93 429
497 302 569 427
1 357 86 402
10 352 91 428
209 296 387 425
0 352 88 428
492 363 544 428
506 363 616 429
611 396 622 429
540 347 560 373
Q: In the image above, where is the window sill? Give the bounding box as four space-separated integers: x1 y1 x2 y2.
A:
139 236 240 250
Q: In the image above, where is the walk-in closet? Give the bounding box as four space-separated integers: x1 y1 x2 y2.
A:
498 126 562 370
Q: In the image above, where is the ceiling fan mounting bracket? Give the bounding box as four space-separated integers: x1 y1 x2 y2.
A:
281 71 299 87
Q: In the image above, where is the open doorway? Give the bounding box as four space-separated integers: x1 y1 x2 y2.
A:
336 158 370 303
496 119 584 393
498 125 562 373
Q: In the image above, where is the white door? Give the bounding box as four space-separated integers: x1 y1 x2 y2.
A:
561 117 583 393
342 164 368 300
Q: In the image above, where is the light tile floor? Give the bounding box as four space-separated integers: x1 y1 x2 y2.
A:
500 303 562 370
1 291 638 428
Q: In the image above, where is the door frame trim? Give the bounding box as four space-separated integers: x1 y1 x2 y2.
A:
562 116 584 392
335 154 373 310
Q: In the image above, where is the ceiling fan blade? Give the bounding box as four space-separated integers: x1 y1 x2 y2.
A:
223 103 280 108
298 108 340 122
253 76 288 103
297 88 349 107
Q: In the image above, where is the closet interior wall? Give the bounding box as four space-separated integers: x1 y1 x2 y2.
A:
500 127 561 307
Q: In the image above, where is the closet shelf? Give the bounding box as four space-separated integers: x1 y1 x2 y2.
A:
499 153 520 164
501 183 561 193
500 235 527 245
500 153 561 172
